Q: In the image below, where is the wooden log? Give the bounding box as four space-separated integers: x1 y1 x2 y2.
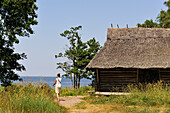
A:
100 68 136 71
96 68 138 92
100 75 136 78
100 73 136 76
100 83 134 85
159 69 170 83
95 92 131 96
100 78 136 81
160 75 170 77
100 71 136 73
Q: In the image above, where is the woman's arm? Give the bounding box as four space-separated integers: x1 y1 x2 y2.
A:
53 79 57 86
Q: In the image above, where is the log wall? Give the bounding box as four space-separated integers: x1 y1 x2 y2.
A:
95 68 170 92
97 68 137 92
160 68 170 83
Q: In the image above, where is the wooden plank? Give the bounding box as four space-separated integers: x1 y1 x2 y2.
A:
100 77 136 80
100 72 137 74
160 70 170 72
100 73 136 75
100 80 136 83
137 69 139 83
95 92 131 96
96 69 99 91
100 68 136 71
100 78 136 80
100 83 134 85
160 72 170 74
160 75 170 77
100 76 136 78
100 75 136 77
100 85 127 87
160 78 170 80
96 69 99 84
100 71 136 73
97 68 138 91
100 73 136 76
160 69 170 82
100 85 133 87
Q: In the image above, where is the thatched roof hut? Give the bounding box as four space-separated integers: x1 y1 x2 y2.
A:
86 28 170 92
87 28 170 69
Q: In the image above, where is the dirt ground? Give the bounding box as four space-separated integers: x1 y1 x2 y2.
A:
56 96 170 113
57 96 122 113
58 96 86 108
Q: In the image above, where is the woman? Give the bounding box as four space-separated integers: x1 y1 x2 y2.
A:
53 73 62 101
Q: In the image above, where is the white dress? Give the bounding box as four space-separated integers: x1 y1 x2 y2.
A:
55 78 62 93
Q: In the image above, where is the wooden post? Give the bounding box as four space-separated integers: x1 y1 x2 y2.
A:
96 69 99 91
158 69 161 81
137 69 139 83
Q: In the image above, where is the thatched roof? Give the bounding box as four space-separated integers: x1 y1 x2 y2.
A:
86 28 170 69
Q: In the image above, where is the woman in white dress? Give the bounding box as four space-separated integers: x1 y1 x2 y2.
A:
53 73 62 101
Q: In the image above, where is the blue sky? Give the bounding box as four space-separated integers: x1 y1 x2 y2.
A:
15 0 167 76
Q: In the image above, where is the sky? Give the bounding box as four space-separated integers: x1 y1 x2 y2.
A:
15 0 167 77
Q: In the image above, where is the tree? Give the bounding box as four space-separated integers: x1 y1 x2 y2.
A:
137 0 170 28
157 0 170 28
55 26 101 88
137 19 158 28
0 0 38 86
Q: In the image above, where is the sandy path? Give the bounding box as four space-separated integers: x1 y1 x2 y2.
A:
57 96 86 108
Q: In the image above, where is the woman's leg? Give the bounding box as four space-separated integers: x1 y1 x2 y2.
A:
58 93 60 101
58 87 61 101
57 93 59 101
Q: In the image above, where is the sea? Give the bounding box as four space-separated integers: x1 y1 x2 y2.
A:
13 76 92 89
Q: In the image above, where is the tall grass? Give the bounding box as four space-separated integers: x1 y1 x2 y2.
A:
60 86 94 96
0 82 66 113
91 81 170 107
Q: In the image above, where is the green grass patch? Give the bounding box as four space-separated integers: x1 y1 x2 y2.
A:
91 81 170 107
123 107 169 113
0 83 67 113
60 86 94 96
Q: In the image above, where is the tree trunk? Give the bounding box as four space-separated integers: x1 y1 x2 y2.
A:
76 57 78 88
74 73 75 88
70 73 73 88
75 74 78 88
78 74 80 88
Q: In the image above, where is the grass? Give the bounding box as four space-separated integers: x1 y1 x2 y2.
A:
73 81 170 113
91 81 170 107
60 86 94 96
0 82 67 113
2 80 169 113
75 101 170 113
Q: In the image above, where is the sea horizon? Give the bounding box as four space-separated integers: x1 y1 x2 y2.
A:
15 76 92 88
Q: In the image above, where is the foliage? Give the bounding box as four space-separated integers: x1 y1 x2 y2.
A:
55 26 101 88
60 86 94 96
90 81 170 107
137 0 170 28
137 19 158 28
157 0 170 28
0 0 38 86
0 83 66 113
